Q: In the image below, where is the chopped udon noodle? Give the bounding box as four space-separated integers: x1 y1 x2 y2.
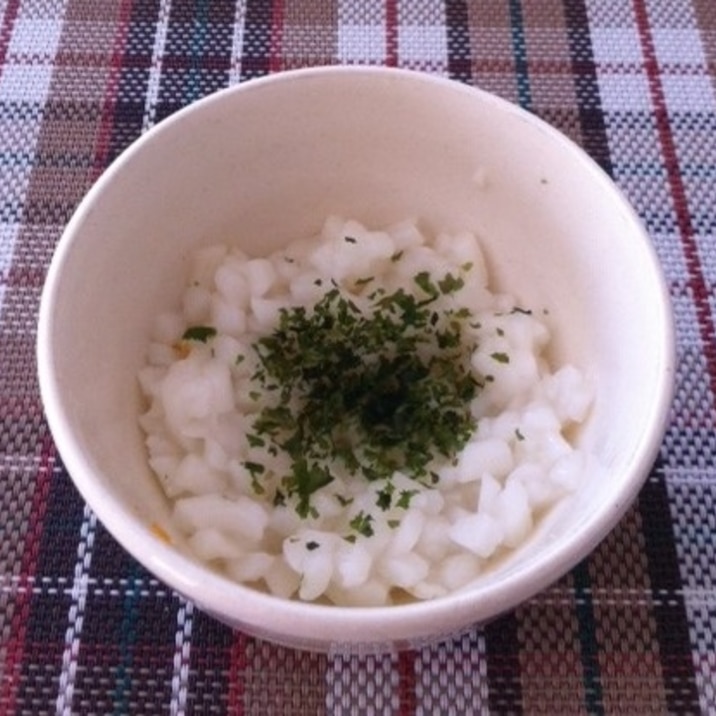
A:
138 217 594 606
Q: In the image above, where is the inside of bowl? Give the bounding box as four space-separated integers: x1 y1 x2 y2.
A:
40 68 672 642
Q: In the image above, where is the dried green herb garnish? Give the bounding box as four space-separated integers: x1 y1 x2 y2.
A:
245 271 484 519
376 481 395 511
182 325 217 342
396 489 420 509
349 511 375 538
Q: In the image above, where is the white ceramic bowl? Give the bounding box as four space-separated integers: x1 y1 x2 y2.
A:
37 67 674 653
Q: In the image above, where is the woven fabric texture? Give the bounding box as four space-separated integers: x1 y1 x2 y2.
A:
1 0 715 714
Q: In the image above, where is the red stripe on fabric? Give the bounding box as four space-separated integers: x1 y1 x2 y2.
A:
385 0 398 68
0 0 20 69
269 0 284 73
397 649 417 715
0 436 56 714
92 0 135 179
226 631 247 714
633 0 716 399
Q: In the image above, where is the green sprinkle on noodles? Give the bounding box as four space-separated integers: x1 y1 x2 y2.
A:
437 273 464 294
247 433 265 448
350 511 375 538
245 270 484 521
396 489 419 509
182 325 216 342
376 482 395 511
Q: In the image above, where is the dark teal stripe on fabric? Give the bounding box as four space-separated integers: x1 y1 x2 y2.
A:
155 2 234 122
508 0 532 110
187 0 208 105
112 568 141 716
571 561 605 715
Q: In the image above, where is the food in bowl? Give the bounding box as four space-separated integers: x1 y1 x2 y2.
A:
37 66 673 649
138 215 595 606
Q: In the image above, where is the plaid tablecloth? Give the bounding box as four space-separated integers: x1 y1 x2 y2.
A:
1 1 715 714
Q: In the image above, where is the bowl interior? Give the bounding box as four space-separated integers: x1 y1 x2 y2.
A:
38 67 673 650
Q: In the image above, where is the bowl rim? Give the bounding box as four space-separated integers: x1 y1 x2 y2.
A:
37 64 676 649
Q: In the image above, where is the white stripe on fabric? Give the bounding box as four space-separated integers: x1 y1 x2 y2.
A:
142 0 171 133
337 0 386 64
228 1 246 86
0 1 66 313
169 598 194 716
415 632 488 714
55 506 97 716
396 0 448 73
326 652 399 714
